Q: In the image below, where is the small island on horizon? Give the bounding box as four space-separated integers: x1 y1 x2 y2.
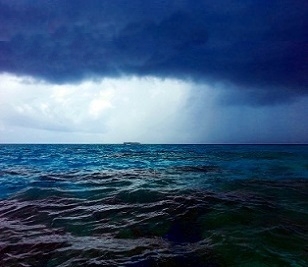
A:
123 142 141 145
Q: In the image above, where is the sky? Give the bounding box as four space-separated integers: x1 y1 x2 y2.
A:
0 0 307 144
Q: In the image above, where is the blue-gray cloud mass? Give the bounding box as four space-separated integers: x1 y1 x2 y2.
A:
0 0 307 104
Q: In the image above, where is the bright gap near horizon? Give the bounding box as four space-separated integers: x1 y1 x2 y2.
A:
0 73 194 144
0 73 307 144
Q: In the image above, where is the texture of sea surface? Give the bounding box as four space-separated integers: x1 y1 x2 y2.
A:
0 144 307 267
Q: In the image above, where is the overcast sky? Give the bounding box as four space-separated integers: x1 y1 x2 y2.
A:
0 0 307 143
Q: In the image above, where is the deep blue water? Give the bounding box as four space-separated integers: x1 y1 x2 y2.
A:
0 144 307 266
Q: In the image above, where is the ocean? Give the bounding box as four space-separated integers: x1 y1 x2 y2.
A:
0 144 307 266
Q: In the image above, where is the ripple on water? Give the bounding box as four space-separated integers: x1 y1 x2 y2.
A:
0 144 307 266
1 183 307 266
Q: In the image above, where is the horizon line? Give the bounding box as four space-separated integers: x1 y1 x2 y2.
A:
0 143 307 145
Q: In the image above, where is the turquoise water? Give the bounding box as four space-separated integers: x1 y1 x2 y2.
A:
0 144 307 266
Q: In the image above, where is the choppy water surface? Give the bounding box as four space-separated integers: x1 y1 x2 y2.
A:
0 144 307 266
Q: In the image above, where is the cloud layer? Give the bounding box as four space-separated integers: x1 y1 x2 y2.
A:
0 0 307 104
1 73 307 144
0 74 192 143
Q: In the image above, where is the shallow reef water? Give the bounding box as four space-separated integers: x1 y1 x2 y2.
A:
0 144 307 266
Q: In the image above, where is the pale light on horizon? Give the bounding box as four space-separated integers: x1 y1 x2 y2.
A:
0 73 307 144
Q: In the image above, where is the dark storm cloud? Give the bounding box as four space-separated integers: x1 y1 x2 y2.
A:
0 0 307 103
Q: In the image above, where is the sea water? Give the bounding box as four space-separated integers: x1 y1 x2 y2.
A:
0 144 307 266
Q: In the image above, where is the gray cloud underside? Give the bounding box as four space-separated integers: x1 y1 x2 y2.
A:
0 0 307 104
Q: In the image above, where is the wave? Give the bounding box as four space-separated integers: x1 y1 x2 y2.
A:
0 144 307 266
1 180 307 266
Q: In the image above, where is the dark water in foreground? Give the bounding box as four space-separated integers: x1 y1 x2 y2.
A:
0 144 307 267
